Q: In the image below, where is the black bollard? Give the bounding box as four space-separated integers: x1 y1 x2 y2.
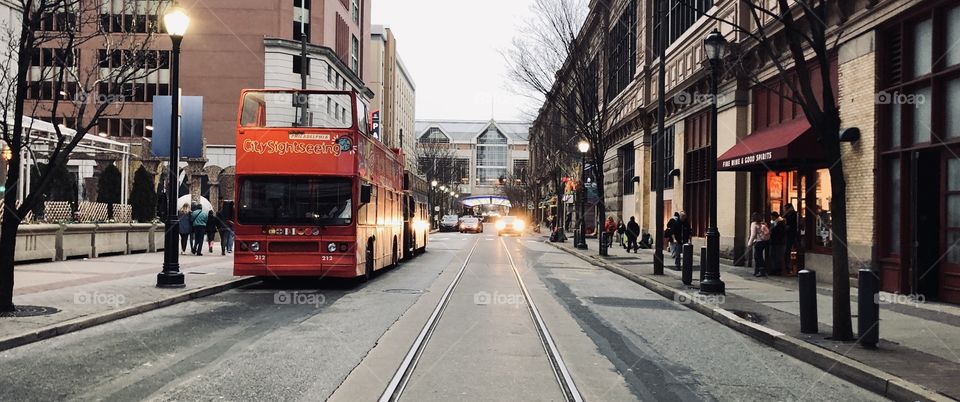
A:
798 269 818 334
682 243 693 285
858 269 880 349
699 246 707 283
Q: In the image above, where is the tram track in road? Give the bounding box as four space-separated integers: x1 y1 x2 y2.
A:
378 234 584 402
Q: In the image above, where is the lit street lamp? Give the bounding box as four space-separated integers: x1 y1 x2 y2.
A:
158 6 190 289
431 180 438 227
701 29 727 295
576 140 589 250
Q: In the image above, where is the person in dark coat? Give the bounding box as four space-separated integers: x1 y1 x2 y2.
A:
768 211 786 275
205 210 221 254
783 203 798 274
217 202 235 255
626 216 641 253
616 219 627 248
672 212 692 270
177 206 192 254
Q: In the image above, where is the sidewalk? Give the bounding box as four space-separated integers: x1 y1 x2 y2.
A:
1 251 253 350
548 235 959 401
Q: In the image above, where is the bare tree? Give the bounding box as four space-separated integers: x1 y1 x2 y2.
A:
668 0 853 339
0 0 162 312
507 0 616 250
529 105 576 233
413 136 460 186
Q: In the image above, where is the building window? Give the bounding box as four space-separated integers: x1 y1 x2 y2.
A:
352 0 360 24
621 143 635 196
419 128 450 143
455 158 471 184
98 117 152 138
652 0 713 55
684 112 710 237
99 1 159 34
327 65 333 82
292 55 310 75
351 35 360 73
476 127 509 185
513 159 528 182
651 126 675 191
607 0 636 101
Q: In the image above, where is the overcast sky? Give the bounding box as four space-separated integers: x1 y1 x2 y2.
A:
372 0 537 122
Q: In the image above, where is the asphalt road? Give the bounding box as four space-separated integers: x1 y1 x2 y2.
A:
0 227 884 401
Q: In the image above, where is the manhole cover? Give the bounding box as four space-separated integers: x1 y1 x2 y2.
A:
0 305 61 318
730 310 764 324
383 289 425 295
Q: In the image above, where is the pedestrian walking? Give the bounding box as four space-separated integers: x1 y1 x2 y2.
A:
626 216 640 252
747 212 770 277
672 212 692 270
665 212 679 265
205 210 221 254
783 203 799 274
190 204 208 255
218 202 235 255
177 206 192 254
768 211 786 275
604 216 617 247
616 219 626 248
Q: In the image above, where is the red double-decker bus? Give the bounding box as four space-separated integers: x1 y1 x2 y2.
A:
233 89 425 279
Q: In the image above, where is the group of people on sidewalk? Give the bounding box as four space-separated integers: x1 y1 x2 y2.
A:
747 203 799 277
597 205 798 278
177 202 235 256
602 216 652 253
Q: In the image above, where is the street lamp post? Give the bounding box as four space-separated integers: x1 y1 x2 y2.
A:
701 29 727 294
431 180 438 227
158 6 190 288
576 140 589 250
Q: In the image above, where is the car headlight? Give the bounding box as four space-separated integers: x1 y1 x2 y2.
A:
327 242 338 252
249 242 261 252
496 221 506 230
515 221 525 230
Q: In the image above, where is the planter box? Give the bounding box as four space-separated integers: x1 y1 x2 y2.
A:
60 224 96 260
128 223 153 253
94 223 130 257
14 224 59 262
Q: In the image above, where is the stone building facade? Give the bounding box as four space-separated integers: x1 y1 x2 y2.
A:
531 0 960 303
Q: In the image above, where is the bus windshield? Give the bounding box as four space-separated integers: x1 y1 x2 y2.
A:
238 176 352 225
240 91 354 129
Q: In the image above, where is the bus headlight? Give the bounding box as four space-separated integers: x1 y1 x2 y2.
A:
496 221 506 230
327 242 338 253
249 242 261 252
515 220 525 231
413 220 429 231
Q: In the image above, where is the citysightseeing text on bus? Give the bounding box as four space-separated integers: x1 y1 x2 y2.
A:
241 137 353 157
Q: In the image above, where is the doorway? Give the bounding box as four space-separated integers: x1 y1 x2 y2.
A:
941 153 960 304
913 150 941 299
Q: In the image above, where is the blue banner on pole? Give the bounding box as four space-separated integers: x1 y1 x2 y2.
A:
151 96 204 158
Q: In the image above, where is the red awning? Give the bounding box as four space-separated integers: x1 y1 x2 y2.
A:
717 119 826 171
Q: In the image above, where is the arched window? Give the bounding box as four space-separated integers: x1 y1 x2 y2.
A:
419 127 449 143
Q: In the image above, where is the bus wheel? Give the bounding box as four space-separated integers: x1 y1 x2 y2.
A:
364 240 374 281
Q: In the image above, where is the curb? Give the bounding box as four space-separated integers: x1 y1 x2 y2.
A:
0 277 259 353
545 241 952 402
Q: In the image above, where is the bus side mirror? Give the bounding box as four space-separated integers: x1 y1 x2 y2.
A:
360 183 373 204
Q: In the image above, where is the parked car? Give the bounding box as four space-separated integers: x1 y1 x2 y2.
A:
439 215 460 232
460 217 483 233
495 216 525 236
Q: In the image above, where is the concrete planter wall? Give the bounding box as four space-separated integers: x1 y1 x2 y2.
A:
14 224 60 262
95 223 131 257
14 223 164 263
128 223 153 253
60 224 96 260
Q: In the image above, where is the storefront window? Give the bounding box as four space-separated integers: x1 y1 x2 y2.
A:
813 169 833 249
887 158 901 254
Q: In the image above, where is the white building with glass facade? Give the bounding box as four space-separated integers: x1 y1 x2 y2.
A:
414 119 529 197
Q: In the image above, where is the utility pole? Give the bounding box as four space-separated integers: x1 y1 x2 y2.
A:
653 0 667 275
298 14 309 127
